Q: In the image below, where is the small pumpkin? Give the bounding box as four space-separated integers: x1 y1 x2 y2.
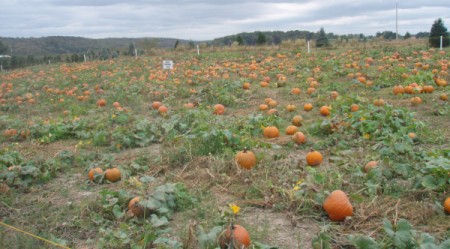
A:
158 105 168 114
330 91 339 100
410 96 422 106
128 197 146 217
292 132 307 145
350 104 359 112
364 161 378 173
267 108 278 115
96 98 106 107
263 126 279 138
88 167 103 182
373 98 385 107
219 224 251 249
306 150 323 166
152 101 162 110
235 149 256 170
286 104 296 112
259 104 269 111
393 85 404 95
213 104 225 115
285 125 298 135
291 88 301 94
319 106 331 116
303 103 313 112
292 115 303 126
105 168 121 182
440 94 448 101
242 82 251 90
323 190 353 221
444 197 450 214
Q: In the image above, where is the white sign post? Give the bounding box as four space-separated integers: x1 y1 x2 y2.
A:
307 41 310 54
163 60 174 78
196 44 200 56
440 36 443 50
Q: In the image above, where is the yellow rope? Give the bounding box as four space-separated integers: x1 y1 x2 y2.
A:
0 221 71 249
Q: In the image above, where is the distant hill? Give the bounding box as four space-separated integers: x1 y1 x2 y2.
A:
0 36 193 57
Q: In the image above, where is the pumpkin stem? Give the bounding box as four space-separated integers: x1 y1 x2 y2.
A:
243 147 248 153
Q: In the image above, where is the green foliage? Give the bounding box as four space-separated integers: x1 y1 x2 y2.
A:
349 219 450 249
256 32 267 45
316 28 330 48
429 18 450 48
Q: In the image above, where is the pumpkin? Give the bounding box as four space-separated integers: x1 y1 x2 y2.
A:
285 125 298 135
113 102 121 108
286 104 296 112
408 132 418 142
260 81 269 87
364 161 378 173
235 149 256 170
96 98 106 107
158 105 168 114
263 126 279 138
291 88 301 94
242 82 251 90
292 115 304 126
422 85 434 93
307 87 316 95
259 104 269 111
219 225 251 249
440 94 448 101
323 190 353 221
88 167 103 182
105 168 121 182
183 102 195 109
292 132 306 145
330 91 339 100
306 150 323 166
268 100 278 108
213 104 225 115
444 197 450 214
264 98 273 104
152 101 162 110
303 103 313 112
373 98 385 106
267 108 278 115
393 85 404 95
128 197 146 217
350 104 359 112
319 106 331 116
410 97 422 106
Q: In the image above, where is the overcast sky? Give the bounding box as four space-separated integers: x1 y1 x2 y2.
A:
1 0 449 40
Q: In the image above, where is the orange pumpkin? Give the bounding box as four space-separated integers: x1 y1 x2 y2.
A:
242 82 251 90
303 103 313 112
422 85 434 93
364 161 378 173
235 149 256 170
306 150 323 166
291 88 301 94
158 105 168 114
286 104 296 112
440 94 448 101
96 98 106 107
219 225 251 249
330 91 339 100
128 197 146 217
285 125 298 135
105 168 121 182
373 98 385 107
213 104 225 115
263 126 279 138
319 106 331 116
292 115 304 126
410 97 422 106
393 85 404 95
259 104 269 111
350 104 359 112
444 197 450 214
323 190 353 221
152 101 162 110
292 132 307 145
88 167 103 182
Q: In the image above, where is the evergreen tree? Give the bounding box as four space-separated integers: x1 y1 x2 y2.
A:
404 32 412 39
256 32 267 45
315 27 330 48
174 40 180 50
236 35 244 45
429 18 449 48
0 41 8 54
128 42 136 56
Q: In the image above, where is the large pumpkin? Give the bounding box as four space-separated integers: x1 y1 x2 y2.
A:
219 224 251 249
235 149 256 170
323 190 353 221
263 126 279 138
444 197 450 214
105 168 121 182
306 150 323 166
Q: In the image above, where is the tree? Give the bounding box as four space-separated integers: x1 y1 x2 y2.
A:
429 18 449 48
256 32 267 45
0 41 8 54
315 27 330 48
404 32 412 39
128 42 136 56
236 35 244 46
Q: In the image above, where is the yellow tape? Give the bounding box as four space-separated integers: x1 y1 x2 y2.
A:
0 221 71 249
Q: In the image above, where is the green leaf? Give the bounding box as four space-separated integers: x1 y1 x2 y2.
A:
421 175 438 190
150 214 169 228
112 205 124 219
348 235 380 249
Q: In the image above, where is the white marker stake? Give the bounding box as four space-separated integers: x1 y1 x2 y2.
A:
307 41 310 54
440 36 443 50
84 54 87 62
135 49 138 59
197 44 200 56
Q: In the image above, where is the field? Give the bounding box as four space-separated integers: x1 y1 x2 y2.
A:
0 40 449 249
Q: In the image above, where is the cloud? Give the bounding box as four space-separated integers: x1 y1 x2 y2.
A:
1 0 449 40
